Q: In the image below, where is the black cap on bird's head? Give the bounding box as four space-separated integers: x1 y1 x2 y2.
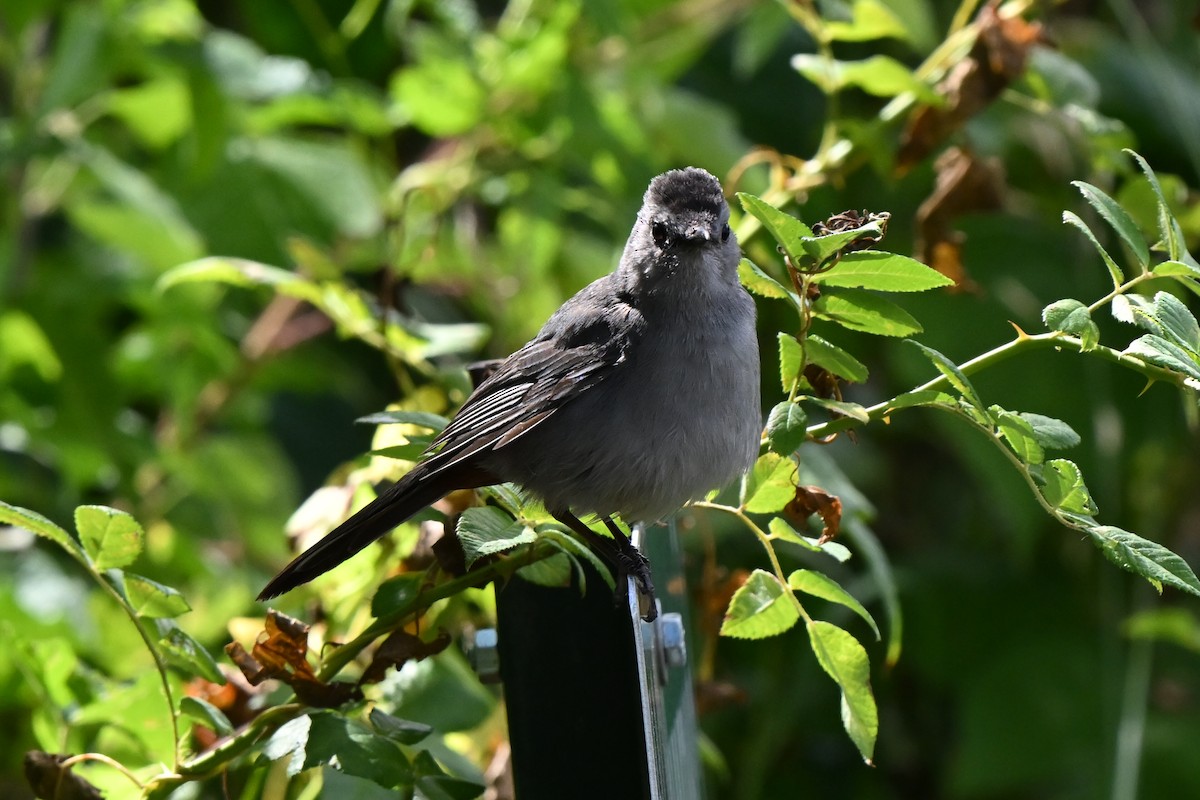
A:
642 167 730 248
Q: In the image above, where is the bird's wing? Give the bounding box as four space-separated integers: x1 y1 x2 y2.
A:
428 287 644 470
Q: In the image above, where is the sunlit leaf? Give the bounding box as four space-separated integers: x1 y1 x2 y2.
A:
814 289 922 337
792 53 937 101
1062 210 1124 286
124 573 191 618
789 570 880 640
1071 181 1149 270
1038 459 1098 516
778 333 804 392
0 501 81 558
992 407 1044 465
805 335 868 382
75 506 143 570
737 193 814 268
1088 525 1200 597
807 621 878 763
180 696 234 737
457 507 536 567
768 517 853 562
720 569 800 639
814 251 953 292
905 341 985 409
742 453 798 514
738 257 793 300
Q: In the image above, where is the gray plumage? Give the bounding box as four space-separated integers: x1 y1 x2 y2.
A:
260 167 761 604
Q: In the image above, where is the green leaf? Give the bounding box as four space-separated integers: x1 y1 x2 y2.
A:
742 453 798 514
778 333 804 392
159 624 225 684
824 0 910 42
370 708 434 745
906 341 985 409
720 569 800 639
538 527 617 591
768 517 853 562
1127 150 1185 262
992 407 1044 464
1088 525 1200 597
516 552 573 587
1124 608 1200 652
157 257 324 306
457 507 536 567
371 573 425 618
789 570 880 640
806 335 868 382
1042 298 1100 349
1071 181 1150 270
1125 335 1200 382
792 54 936 101
1151 291 1200 355
738 257 793 300
737 193 814 268
1152 260 1200 279
803 396 870 423
1018 413 1081 450
392 57 485 138
75 505 143 570
814 288 922 337
124 573 191 618
305 711 413 788
357 410 450 432
766 401 808 455
0 500 81 557
1038 459 1098 516
884 389 956 412
180 696 234 737
813 251 953 292
800 222 888 268
807 621 878 763
1062 210 1124 286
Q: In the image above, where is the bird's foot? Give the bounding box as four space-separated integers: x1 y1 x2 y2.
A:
614 542 658 623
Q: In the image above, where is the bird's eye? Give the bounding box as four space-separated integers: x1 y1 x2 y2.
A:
721 223 732 242
651 219 671 248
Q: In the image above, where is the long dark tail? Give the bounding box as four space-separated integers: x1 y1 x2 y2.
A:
258 464 486 600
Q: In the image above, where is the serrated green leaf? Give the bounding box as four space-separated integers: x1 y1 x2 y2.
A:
75 505 143 570
0 500 82 557
1088 525 1200 597
884 389 957 412
993 407 1044 465
792 53 936 102
357 410 450 432
457 507 536 567
1152 291 1200 355
801 223 887 268
1125 335 1200 381
813 250 953 292
814 288 922 337
790 570 879 640
1063 210 1124 286
766 401 808 455
1072 181 1149 270
1042 299 1099 349
803 396 870 423
538 527 616 591
159 624 225 683
742 453 798 514
1017 413 1081 450
370 708 434 745
1153 260 1200 278
906 341 985 409
738 257 793 300
304 711 412 788
720 569 800 639
778 333 804 392
806 335 868 382
737 193 813 267
1127 149 1185 262
125 573 191 618
1039 459 1098 516
807 620 878 763
768 517 853 562
180 696 234 737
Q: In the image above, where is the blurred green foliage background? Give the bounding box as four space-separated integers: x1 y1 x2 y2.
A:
2 0 1200 797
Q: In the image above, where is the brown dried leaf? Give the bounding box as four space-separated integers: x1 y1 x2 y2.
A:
226 611 360 708
915 148 1002 292
787 486 843 543
360 628 452 686
898 4 1042 171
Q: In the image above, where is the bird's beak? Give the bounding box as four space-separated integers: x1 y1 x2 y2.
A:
684 225 712 242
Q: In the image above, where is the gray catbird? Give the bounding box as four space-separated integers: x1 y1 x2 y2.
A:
259 167 761 620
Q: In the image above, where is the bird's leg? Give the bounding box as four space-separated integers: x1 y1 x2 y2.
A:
552 510 657 622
